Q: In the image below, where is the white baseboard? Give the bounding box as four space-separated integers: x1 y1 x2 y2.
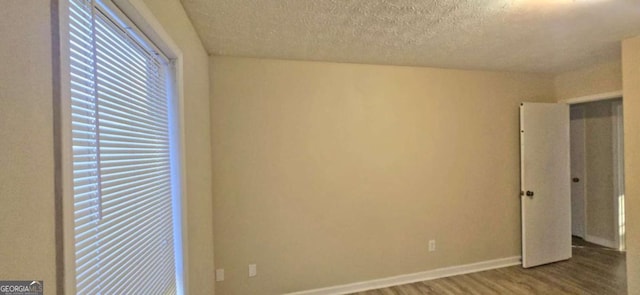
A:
585 234 618 249
284 256 522 295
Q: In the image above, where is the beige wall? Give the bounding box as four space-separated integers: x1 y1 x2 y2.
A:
554 60 622 99
622 36 640 295
210 56 555 294
581 100 617 242
0 1 214 294
0 1 57 294
140 1 216 294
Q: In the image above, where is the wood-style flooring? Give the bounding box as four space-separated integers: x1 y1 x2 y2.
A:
349 237 626 295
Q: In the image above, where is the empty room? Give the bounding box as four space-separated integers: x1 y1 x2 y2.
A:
2 0 640 295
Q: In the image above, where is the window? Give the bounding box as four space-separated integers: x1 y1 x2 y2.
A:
67 0 182 293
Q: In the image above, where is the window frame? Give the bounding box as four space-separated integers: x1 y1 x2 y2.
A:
58 0 188 293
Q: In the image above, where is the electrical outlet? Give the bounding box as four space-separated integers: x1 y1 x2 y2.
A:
429 240 436 252
249 264 257 277
216 269 225 281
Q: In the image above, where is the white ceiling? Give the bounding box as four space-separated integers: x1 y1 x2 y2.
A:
179 0 640 73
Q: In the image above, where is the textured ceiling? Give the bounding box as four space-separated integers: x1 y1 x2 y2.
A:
180 0 640 73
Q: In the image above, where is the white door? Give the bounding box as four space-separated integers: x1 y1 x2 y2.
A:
570 105 586 238
520 102 572 268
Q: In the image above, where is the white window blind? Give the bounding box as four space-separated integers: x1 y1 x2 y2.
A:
68 0 180 294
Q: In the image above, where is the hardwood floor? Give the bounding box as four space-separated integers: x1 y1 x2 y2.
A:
349 238 626 295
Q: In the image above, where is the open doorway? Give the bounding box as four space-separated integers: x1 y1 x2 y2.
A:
569 98 625 251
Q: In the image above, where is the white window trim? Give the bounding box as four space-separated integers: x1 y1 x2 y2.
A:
58 0 189 293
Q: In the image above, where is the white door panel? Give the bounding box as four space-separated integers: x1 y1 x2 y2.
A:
570 106 586 238
520 102 572 268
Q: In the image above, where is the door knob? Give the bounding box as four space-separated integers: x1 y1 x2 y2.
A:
572 177 580 183
526 191 534 197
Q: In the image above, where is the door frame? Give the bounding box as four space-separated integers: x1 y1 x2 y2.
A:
559 90 622 105
560 91 625 250
612 100 625 251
